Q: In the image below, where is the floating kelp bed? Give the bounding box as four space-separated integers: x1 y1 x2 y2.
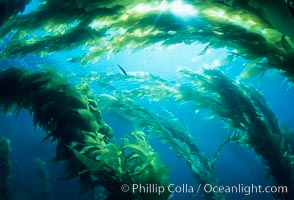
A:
0 0 294 200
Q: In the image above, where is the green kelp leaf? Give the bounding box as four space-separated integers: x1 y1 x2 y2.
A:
122 144 150 158
89 149 108 158
171 139 193 161
281 35 294 52
211 54 235 68
81 130 99 140
94 143 122 169
126 152 141 163
239 63 267 79
80 134 102 144
79 145 98 155
66 145 105 172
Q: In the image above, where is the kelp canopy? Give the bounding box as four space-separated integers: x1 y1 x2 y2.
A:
0 0 294 80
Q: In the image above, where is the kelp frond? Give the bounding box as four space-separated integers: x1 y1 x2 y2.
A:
0 67 169 199
97 92 225 200
67 131 170 200
177 68 294 199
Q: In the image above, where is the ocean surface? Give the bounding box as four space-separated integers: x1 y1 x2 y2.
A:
1 1 294 200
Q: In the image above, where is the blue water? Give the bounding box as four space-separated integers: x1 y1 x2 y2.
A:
1 1 294 198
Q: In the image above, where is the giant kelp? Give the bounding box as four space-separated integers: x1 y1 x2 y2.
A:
68 130 171 200
85 68 294 199
0 67 170 200
97 92 225 200
177 68 294 199
0 137 11 200
34 158 52 200
0 0 294 81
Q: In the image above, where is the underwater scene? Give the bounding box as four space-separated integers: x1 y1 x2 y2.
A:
1 0 294 200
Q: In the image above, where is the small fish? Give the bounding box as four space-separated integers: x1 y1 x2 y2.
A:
198 43 210 55
117 64 128 76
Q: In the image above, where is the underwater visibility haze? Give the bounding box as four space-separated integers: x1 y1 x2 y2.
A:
1 0 294 199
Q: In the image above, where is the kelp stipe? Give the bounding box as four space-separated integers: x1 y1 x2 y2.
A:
0 67 170 200
0 137 11 200
34 158 52 200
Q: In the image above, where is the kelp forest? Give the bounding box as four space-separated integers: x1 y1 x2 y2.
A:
0 0 294 200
